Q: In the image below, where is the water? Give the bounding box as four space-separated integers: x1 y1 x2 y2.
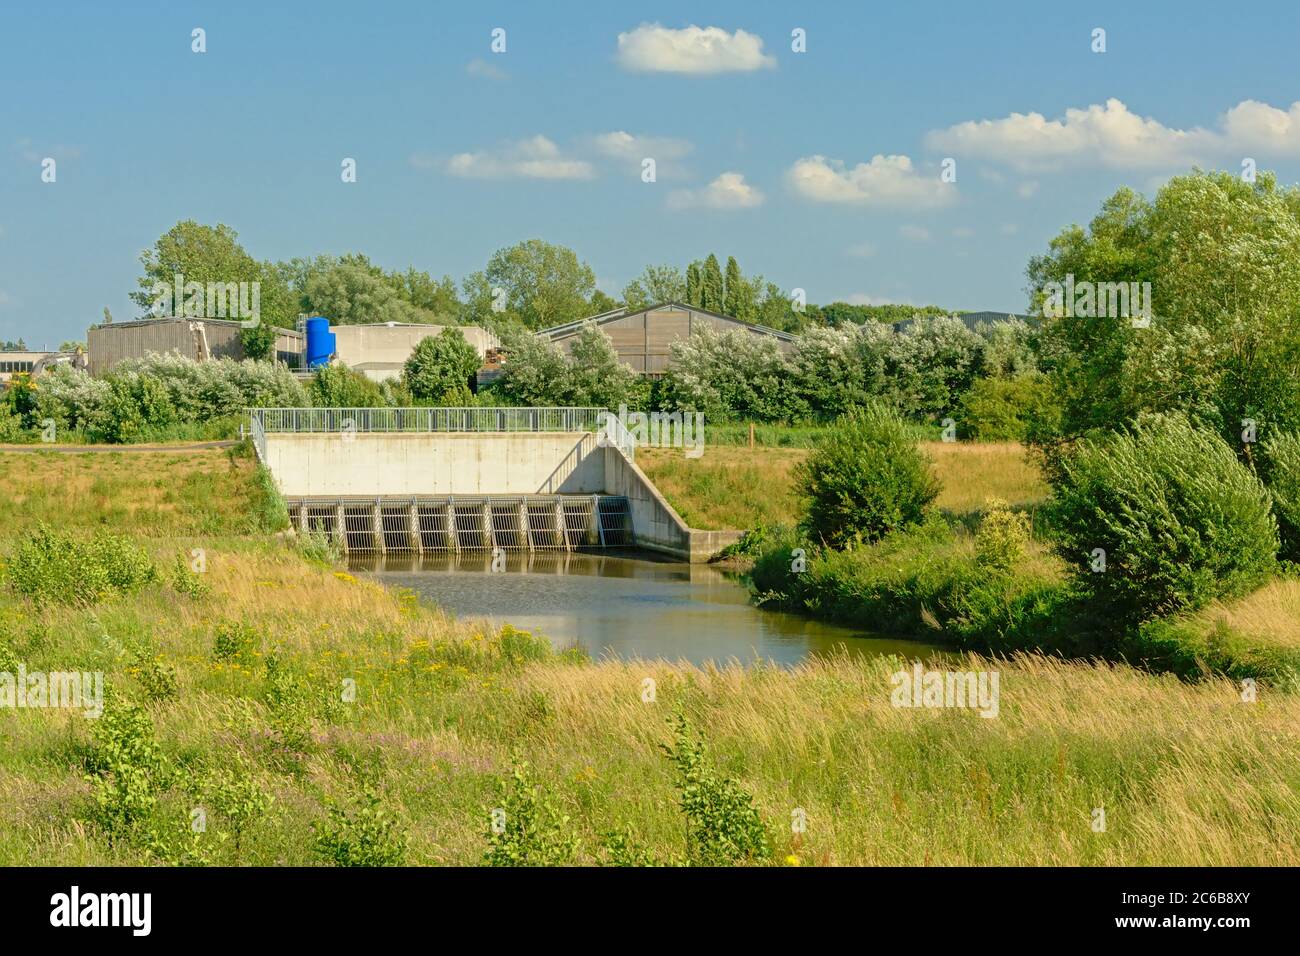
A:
352 550 946 668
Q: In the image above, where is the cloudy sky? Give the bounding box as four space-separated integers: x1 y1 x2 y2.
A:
4 0 1300 344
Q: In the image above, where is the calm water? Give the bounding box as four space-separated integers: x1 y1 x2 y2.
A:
352 550 945 667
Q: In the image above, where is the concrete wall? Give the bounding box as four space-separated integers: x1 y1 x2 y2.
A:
602 446 742 561
263 432 605 497
334 324 498 363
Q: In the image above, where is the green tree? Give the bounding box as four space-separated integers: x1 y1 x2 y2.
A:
131 221 296 330
700 254 724 312
465 240 597 330
566 323 645 409
623 265 687 310
685 262 702 307
402 328 480 401
1029 170 1300 448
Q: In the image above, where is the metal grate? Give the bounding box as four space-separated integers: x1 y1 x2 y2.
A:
287 495 633 553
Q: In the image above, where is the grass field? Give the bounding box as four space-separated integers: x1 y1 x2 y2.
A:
638 441 1048 530
1 446 1298 866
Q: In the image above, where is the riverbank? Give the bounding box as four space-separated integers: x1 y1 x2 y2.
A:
2 447 1299 865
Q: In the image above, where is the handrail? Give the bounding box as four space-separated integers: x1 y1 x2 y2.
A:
246 407 607 434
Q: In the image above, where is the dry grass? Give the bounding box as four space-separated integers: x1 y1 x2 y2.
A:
1185 577 1300 651
0 448 264 538
638 441 1048 530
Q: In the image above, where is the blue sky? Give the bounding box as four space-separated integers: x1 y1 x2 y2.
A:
4 0 1300 346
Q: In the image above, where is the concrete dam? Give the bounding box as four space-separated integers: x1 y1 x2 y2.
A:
249 407 740 562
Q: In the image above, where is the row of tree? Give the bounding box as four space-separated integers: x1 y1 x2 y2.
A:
127 221 957 355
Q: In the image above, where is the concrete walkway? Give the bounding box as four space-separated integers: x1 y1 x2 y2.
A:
0 441 238 453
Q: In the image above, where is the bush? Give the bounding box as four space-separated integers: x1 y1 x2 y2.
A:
1261 431 1300 560
87 701 169 836
6 525 157 607
308 363 385 408
213 621 259 665
795 403 939 548
402 328 480 401
975 499 1031 572
1048 413 1278 622
958 372 1062 442
100 372 176 442
660 712 768 866
313 785 408 867
483 759 578 866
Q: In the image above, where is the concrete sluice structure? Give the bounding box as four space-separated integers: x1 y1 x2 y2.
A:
250 407 741 562
286 494 633 554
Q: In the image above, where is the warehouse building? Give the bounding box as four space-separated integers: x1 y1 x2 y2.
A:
330 323 500 382
87 317 303 376
537 302 795 376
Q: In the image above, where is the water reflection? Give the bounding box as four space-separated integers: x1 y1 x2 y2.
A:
355 550 947 668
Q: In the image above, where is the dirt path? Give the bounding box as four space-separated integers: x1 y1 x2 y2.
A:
0 441 238 453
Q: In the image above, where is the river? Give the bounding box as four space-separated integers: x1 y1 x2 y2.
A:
352 550 945 667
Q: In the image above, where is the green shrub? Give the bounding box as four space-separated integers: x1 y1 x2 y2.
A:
6 525 157 607
170 554 211 599
86 701 169 837
483 759 578 866
100 372 177 443
308 363 386 408
1261 431 1300 560
796 403 939 548
212 621 259 665
660 712 768 866
402 327 480 401
958 372 1062 442
313 785 407 867
203 756 274 859
975 499 1031 572
1048 413 1278 623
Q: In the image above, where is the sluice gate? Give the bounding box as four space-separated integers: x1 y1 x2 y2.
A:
286 494 633 554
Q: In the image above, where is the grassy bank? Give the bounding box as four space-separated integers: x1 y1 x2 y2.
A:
2 447 1299 866
639 441 1047 530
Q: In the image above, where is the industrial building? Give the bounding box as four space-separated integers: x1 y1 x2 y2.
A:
316 322 500 382
87 317 303 376
537 302 796 376
0 348 86 386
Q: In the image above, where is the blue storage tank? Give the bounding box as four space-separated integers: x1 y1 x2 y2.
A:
304 317 336 368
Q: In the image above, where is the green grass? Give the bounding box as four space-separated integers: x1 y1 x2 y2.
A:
2 448 1299 866
639 441 1049 531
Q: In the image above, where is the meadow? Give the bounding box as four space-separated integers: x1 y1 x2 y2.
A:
0 446 1298 866
638 440 1047 530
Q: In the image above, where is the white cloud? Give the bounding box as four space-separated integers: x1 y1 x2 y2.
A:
1016 180 1040 199
787 154 955 208
443 136 595 180
466 58 508 81
1000 223 1019 236
899 225 931 242
616 23 775 74
668 171 764 210
591 131 693 162
1221 99 1300 152
925 97 1300 172
845 242 877 259
951 226 975 239
845 293 919 306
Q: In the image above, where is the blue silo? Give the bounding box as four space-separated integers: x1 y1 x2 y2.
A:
304 317 336 368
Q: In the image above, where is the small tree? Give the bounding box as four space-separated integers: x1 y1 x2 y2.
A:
1049 413 1278 622
796 403 939 548
402 328 480 402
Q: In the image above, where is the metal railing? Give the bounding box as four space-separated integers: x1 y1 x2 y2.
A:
598 411 637 461
248 406 608 434
249 413 267 463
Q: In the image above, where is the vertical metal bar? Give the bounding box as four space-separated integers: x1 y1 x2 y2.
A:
335 503 347 554
593 495 605 547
